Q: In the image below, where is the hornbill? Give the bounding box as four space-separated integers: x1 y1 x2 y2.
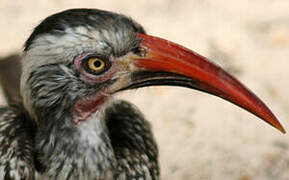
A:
0 9 285 180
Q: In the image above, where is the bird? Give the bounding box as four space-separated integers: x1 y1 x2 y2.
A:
0 8 285 180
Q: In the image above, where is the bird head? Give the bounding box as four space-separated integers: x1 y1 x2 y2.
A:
20 9 285 133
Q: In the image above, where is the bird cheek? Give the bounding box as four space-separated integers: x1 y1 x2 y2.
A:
79 68 116 85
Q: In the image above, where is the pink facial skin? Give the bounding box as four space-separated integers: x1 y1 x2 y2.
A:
73 95 108 126
72 53 117 125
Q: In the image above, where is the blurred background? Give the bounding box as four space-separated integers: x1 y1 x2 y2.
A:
0 0 289 179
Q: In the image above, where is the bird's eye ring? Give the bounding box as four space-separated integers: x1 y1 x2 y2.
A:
82 56 111 75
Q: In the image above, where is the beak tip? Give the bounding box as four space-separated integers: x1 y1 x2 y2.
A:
271 118 286 134
269 115 286 134
264 114 286 134
279 125 286 134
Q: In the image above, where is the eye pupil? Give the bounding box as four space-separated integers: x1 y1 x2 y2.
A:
85 57 108 74
93 60 102 68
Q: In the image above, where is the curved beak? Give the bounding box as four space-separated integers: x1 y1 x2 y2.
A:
120 33 285 133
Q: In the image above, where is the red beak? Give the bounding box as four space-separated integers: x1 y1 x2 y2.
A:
124 33 285 133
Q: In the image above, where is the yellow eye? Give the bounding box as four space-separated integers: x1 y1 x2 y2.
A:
87 58 105 71
83 56 111 75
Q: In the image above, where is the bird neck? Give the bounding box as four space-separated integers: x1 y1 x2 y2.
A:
35 110 117 179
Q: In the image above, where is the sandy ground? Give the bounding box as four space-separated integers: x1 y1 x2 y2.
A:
1 0 289 179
